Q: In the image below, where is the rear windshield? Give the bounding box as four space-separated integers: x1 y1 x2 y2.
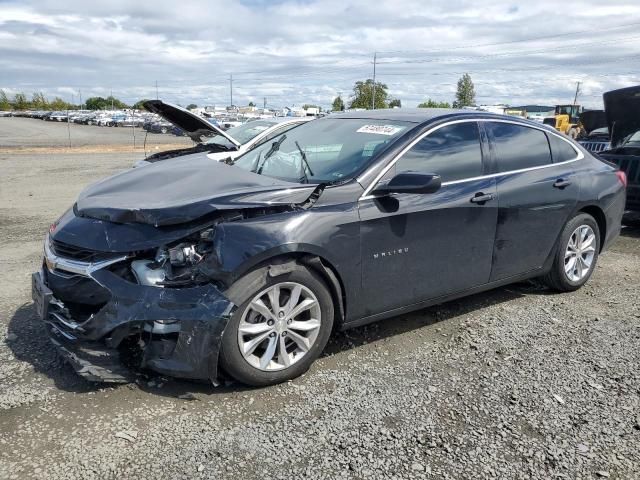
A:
232 118 413 184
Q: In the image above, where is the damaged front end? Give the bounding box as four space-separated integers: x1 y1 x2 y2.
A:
32 153 326 383
32 229 235 384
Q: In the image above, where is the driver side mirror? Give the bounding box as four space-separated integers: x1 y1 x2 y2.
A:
373 172 442 196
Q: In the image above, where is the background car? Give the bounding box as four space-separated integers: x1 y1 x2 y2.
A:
598 85 640 212
48 111 68 122
137 100 312 165
115 115 145 128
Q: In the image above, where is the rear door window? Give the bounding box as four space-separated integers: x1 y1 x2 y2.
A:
486 122 552 172
547 133 579 162
395 122 483 183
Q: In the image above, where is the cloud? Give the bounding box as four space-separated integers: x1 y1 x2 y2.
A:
0 0 639 108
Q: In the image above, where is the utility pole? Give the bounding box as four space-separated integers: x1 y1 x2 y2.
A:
571 81 582 122
78 89 82 109
155 80 159 100
229 74 233 108
572 81 581 107
371 52 377 110
264 97 266 110
110 89 114 111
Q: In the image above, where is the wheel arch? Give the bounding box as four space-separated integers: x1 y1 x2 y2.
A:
578 205 607 252
225 246 347 326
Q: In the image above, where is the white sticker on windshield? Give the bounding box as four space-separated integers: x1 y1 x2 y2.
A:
356 124 405 136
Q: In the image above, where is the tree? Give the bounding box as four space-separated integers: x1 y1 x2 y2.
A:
85 96 129 110
132 99 152 110
50 97 70 110
13 93 29 110
186 103 198 110
332 96 345 112
31 92 49 110
248 101 255 107
349 79 389 109
0 90 11 111
453 73 476 108
85 97 106 110
107 96 128 109
388 99 401 108
417 98 451 108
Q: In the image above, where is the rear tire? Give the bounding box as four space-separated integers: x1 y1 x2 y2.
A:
543 213 600 292
220 264 334 387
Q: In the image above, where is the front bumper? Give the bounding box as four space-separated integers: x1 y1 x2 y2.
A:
33 256 235 384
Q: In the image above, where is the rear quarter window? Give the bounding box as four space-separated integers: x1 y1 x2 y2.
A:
487 122 552 172
547 133 579 162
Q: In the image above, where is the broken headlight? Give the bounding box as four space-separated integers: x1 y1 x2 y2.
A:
132 228 217 287
168 243 203 266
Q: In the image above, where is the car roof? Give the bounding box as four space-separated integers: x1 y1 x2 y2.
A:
329 108 563 132
329 108 479 123
260 117 313 125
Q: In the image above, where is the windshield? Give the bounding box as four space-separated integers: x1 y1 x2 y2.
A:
232 118 413 183
203 120 277 148
623 130 640 145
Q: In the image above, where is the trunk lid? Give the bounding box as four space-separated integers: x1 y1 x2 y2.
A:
579 110 608 135
603 85 640 149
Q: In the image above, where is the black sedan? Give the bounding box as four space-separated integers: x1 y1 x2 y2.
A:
32 109 626 386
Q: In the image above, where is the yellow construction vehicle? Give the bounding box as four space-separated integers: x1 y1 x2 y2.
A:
543 105 583 139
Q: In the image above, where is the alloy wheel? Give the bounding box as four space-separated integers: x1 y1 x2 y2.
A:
564 225 596 282
237 282 322 372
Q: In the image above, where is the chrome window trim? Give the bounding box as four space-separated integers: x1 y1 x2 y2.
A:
44 233 128 278
358 117 583 200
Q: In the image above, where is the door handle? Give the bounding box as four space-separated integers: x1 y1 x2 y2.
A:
553 179 571 189
470 192 494 204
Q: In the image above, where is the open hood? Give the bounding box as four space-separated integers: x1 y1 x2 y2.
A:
579 110 607 135
143 100 240 146
603 85 640 149
74 153 317 226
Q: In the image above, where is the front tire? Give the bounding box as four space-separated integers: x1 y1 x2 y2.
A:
543 213 600 292
220 264 334 387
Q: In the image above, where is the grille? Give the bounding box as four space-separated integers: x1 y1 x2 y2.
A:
50 239 118 263
579 141 610 153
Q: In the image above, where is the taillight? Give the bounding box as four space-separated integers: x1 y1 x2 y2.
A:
615 170 627 188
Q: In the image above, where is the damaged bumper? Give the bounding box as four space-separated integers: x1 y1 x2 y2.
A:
32 249 235 384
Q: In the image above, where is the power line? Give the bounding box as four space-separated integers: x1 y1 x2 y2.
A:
377 35 640 65
375 21 640 56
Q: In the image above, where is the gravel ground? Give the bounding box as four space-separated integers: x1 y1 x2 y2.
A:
0 123 639 479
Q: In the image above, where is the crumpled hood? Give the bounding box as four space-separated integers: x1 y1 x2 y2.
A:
75 153 318 226
604 85 640 149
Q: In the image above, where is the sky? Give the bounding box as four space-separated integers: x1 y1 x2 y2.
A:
0 0 639 110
